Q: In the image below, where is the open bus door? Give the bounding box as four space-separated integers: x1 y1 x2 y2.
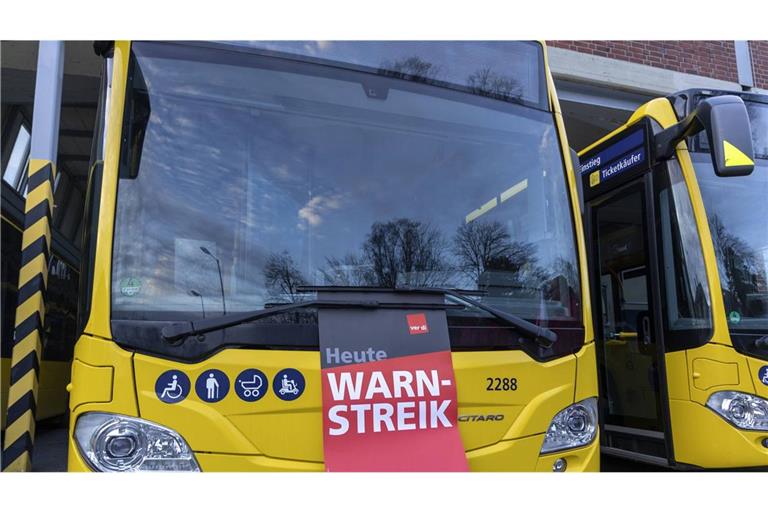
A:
581 118 674 465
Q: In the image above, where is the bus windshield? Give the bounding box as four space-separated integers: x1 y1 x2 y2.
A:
695 101 768 336
111 41 581 327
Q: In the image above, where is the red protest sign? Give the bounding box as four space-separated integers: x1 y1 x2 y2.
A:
317 289 468 472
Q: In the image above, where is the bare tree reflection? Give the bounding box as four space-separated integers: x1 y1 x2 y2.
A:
467 68 523 102
378 58 525 103
363 218 448 287
263 250 307 302
312 219 582 320
454 220 512 283
379 56 442 84
710 214 764 316
319 218 448 287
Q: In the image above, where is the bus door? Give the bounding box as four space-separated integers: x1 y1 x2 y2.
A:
580 118 674 465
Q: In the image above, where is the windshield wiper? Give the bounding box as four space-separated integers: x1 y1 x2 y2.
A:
297 286 558 348
161 298 462 343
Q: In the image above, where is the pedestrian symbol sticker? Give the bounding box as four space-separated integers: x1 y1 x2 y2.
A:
235 369 268 402
274 368 305 401
195 369 230 403
759 366 768 387
155 370 190 404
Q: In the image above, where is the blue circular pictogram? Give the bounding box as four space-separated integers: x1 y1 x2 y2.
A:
759 366 768 387
195 369 230 403
273 368 305 401
155 370 190 404
235 369 269 402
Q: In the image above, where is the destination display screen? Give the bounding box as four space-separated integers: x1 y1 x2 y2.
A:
580 119 653 199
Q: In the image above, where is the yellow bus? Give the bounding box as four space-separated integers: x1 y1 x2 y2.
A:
66 40 598 472
579 88 767 469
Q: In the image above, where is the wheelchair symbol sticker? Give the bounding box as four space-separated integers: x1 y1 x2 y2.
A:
155 370 190 404
274 368 305 401
195 369 230 403
759 366 768 386
235 369 268 402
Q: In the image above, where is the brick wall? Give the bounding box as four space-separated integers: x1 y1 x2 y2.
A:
750 41 768 89
547 41 739 83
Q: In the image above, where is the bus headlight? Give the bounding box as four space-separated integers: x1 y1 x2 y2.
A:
74 413 200 472
706 391 768 431
540 397 598 454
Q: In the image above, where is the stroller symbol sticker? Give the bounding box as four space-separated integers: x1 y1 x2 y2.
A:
274 368 305 401
235 369 268 402
155 370 190 404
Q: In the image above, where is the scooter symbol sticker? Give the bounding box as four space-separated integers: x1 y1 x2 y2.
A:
235 369 268 402
155 370 190 404
274 368 305 401
759 366 768 386
195 369 230 403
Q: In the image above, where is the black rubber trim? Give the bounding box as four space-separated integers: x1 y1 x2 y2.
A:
23 201 52 229
9 351 40 385
20 236 49 267
5 391 37 426
25 164 53 192
16 274 45 306
1 432 33 470
13 313 43 345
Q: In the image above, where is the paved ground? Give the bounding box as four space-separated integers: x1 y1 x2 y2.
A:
600 454 672 472
31 420 68 472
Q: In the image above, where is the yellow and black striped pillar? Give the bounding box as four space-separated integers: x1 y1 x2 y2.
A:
2 159 57 472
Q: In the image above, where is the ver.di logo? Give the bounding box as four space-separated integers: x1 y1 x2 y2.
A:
406 313 429 335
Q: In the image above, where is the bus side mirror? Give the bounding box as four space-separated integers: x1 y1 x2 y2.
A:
655 95 755 177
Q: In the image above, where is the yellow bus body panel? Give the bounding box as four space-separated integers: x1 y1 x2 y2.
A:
670 344 767 467
68 336 597 471
670 398 768 468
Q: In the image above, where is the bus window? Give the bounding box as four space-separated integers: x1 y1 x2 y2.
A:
654 158 713 350
2 121 31 192
110 42 583 352
693 99 767 359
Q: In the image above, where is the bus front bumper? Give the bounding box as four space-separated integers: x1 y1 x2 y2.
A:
67 429 599 472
